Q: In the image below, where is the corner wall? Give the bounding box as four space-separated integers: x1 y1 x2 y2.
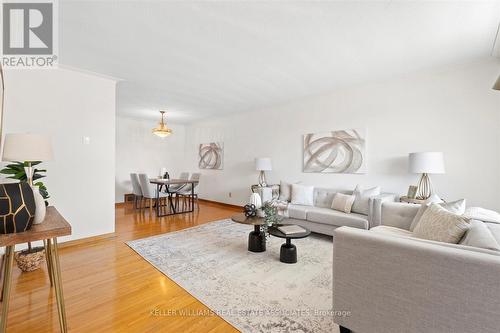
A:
2 67 117 242
185 59 500 210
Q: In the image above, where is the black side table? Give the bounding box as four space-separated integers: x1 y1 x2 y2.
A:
231 213 266 252
268 224 311 263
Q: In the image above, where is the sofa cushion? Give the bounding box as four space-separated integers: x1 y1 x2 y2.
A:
459 220 500 251
291 184 314 206
413 204 470 244
307 207 369 229
370 225 413 237
288 204 309 220
352 185 380 215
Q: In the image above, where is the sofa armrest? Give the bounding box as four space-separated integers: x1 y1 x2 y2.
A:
332 227 500 333
368 193 398 228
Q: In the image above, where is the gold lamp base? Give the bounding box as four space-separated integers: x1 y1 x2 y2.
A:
416 173 434 200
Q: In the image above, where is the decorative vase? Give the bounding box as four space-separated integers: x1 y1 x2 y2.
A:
249 193 262 209
0 182 36 233
31 185 46 224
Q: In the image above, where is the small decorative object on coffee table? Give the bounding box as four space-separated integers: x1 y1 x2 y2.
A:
268 224 311 264
231 213 267 252
243 204 257 218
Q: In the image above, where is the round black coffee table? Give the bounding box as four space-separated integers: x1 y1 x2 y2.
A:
231 213 266 252
268 224 311 264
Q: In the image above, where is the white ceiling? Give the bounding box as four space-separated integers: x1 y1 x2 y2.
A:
60 1 500 123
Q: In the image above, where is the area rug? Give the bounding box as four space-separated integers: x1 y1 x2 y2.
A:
127 220 335 333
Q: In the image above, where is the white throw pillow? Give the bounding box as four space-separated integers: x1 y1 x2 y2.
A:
290 184 314 206
331 193 356 213
464 207 500 224
413 204 471 244
351 185 381 215
460 220 500 251
279 181 300 202
410 199 466 231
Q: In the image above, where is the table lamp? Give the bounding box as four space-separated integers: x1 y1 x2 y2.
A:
409 152 445 200
255 157 272 187
2 133 54 185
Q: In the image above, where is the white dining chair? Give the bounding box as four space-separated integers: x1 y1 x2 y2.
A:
138 173 168 214
177 173 201 211
130 173 143 209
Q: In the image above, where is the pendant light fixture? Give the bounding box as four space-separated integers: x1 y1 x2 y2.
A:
152 110 172 138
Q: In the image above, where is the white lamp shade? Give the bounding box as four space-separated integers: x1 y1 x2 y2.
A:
2 133 54 162
409 152 445 174
255 157 272 171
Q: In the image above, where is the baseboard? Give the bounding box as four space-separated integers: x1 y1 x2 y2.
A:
198 198 242 210
59 232 116 248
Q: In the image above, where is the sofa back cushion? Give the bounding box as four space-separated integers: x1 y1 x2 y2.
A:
313 187 351 208
381 202 420 230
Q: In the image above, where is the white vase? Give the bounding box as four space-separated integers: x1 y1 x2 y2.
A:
31 185 46 224
249 193 262 209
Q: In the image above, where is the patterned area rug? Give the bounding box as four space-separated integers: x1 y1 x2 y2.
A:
127 220 335 333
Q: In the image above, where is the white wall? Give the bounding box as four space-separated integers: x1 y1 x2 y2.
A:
2 68 116 242
185 59 500 210
115 116 186 202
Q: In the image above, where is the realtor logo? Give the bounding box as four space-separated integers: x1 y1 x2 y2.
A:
1 1 58 68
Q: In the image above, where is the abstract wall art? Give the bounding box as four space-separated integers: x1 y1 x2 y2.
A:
198 142 224 170
303 129 366 173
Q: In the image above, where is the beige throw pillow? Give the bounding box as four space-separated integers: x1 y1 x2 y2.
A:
413 204 471 244
409 199 466 231
331 193 356 213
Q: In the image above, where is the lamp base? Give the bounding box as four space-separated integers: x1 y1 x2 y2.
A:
416 173 434 200
258 171 267 187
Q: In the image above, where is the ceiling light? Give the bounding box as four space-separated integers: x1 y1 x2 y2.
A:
152 111 172 138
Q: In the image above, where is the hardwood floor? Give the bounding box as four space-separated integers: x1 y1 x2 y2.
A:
5 201 241 332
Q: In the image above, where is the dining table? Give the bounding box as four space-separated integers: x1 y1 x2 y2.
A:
149 178 198 217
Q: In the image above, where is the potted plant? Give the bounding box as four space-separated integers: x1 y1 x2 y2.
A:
0 161 50 272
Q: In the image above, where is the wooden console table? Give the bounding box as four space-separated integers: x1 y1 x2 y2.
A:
0 207 71 332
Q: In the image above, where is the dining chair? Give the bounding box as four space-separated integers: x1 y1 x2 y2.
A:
166 172 190 193
138 173 168 214
177 173 201 211
130 173 143 209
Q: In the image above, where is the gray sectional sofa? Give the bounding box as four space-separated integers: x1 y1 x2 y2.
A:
281 187 397 236
332 201 500 333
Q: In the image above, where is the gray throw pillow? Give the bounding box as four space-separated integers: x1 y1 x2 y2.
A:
351 185 380 215
409 198 466 231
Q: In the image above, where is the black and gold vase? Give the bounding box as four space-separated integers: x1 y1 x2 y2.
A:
0 183 36 234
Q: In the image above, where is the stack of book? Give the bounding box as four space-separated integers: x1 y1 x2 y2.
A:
277 225 306 235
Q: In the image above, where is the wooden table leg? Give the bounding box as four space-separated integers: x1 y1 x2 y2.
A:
44 239 54 286
50 238 67 333
0 246 14 333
